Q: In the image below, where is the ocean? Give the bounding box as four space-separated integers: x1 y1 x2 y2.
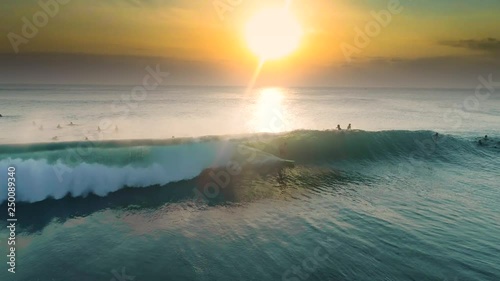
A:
0 85 499 281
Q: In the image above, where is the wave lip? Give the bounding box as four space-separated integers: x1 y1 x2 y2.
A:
249 129 472 164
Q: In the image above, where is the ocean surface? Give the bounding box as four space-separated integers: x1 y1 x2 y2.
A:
0 85 499 281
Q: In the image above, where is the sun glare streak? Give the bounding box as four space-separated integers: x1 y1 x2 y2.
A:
244 1 301 95
246 58 266 94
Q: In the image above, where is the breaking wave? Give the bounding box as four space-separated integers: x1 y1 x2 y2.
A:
0 130 492 203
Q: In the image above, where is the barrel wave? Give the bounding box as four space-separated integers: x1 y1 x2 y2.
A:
0 130 494 203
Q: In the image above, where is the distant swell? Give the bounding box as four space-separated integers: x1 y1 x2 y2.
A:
0 130 486 203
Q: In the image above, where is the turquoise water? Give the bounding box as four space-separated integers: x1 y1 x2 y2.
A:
0 86 499 280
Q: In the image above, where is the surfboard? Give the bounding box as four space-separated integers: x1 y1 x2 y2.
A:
237 145 295 168
281 159 295 168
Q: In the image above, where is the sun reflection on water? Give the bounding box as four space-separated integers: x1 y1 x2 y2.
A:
250 88 289 133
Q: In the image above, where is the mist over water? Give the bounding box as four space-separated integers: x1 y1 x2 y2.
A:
1 85 498 144
0 85 499 281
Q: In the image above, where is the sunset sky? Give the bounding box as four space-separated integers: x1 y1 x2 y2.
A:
1 0 499 87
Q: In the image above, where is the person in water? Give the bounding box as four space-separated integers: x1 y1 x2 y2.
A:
433 132 439 141
277 141 289 183
484 135 488 140
347 124 352 130
279 141 288 158
0 114 2 117
478 139 483 146
336 124 341 130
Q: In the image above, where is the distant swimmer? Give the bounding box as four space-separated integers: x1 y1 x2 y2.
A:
347 124 352 130
336 124 342 130
57 124 62 129
484 135 488 140
478 139 483 146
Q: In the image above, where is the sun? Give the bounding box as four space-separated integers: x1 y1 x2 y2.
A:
245 8 302 60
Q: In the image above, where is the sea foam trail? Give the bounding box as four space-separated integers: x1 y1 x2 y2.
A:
0 130 488 203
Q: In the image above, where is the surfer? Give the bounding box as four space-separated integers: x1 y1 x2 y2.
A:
336 124 341 130
433 132 439 141
279 141 288 158
277 141 289 184
347 124 351 130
